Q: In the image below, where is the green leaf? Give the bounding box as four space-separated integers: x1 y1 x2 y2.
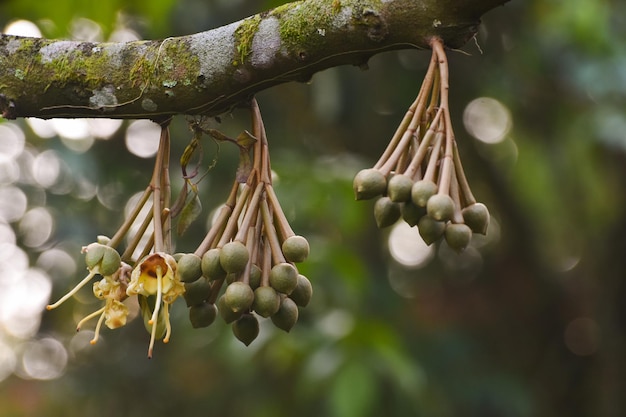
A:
329 360 377 417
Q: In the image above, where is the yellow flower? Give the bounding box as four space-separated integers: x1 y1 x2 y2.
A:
126 252 185 358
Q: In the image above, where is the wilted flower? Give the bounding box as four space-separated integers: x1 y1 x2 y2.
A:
75 262 132 345
127 252 185 358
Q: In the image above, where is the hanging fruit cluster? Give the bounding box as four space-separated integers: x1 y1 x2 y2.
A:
353 38 490 251
178 99 312 346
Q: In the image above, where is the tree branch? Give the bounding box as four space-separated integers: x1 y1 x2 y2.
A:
0 0 508 120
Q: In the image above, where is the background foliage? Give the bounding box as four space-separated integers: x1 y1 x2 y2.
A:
1 0 625 416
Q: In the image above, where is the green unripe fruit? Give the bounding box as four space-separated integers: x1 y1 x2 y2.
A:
271 297 299 332
219 241 249 274
387 174 414 202
462 203 490 235
248 264 262 289
201 248 226 280
289 274 313 307
217 294 243 324
353 168 387 200
252 286 281 317
224 281 254 313
418 215 446 245
445 223 472 252
177 253 203 283
269 263 298 294
84 243 121 276
411 180 438 207
426 194 455 221
189 302 218 328
232 313 259 346
374 196 401 228
282 235 310 263
402 201 426 227
183 277 211 307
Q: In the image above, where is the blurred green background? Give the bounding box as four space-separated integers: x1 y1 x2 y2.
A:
0 0 625 416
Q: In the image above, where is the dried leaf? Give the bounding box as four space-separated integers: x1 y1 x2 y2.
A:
177 191 202 236
236 147 253 183
236 130 257 149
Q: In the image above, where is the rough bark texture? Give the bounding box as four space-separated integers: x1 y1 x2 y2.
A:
0 0 508 120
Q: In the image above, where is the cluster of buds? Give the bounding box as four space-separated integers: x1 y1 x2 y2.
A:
353 38 490 252
178 99 312 346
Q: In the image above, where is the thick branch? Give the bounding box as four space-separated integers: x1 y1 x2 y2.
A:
0 0 507 120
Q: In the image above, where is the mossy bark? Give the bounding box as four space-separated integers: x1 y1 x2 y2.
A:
0 0 508 120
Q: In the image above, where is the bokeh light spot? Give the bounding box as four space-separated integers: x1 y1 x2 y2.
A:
463 97 512 144
125 120 161 158
3 19 42 37
0 341 17 382
0 123 26 163
19 207 54 248
32 150 61 189
388 222 434 268
20 338 67 380
0 186 27 222
564 317 600 356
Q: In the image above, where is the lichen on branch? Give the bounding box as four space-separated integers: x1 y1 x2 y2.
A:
0 0 508 120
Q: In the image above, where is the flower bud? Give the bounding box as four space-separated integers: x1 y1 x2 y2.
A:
233 313 259 346
353 168 387 200
217 294 244 324
289 274 313 307
252 286 281 317
177 253 203 283
374 196 401 228
282 235 310 263
183 277 211 307
426 194 455 222
84 243 121 276
224 281 254 313
462 203 490 235
401 201 426 227
201 248 227 280
271 297 299 332
387 174 413 202
189 302 218 328
417 215 446 245
219 241 250 274
444 223 472 252
269 263 298 294
411 180 438 207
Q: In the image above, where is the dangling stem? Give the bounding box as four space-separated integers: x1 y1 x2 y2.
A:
151 124 170 253
193 180 239 256
261 198 286 265
108 185 152 249
453 141 477 206
431 38 455 197
234 182 264 243
120 207 154 261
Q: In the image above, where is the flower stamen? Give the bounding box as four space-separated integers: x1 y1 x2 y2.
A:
76 306 106 331
47 270 97 310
